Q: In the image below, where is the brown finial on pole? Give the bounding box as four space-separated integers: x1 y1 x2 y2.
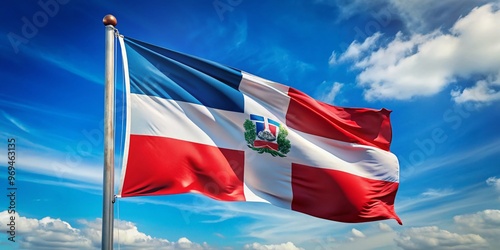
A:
103 14 117 27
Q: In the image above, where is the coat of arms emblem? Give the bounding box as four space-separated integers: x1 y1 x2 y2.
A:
243 114 291 157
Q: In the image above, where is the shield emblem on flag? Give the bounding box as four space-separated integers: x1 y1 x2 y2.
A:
243 114 291 157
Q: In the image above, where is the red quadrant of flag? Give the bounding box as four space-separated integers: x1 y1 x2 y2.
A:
291 163 400 223
122 135 245 201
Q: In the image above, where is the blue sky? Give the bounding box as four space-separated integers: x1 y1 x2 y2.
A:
1 0 500 249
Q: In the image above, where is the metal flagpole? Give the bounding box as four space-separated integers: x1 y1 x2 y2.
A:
102 14 117 250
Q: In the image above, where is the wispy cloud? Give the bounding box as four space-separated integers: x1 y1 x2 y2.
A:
8 151 103 186
330 33 382 64
322 0 490 33
244 45 316 83
1 110 31 133
121 195 348 246
397 181 499 226
388 0 492 32
8 41 102 86
421 188 456 198
402 137 500 180
24 177 101 193
184 18 249 61
315 81 344 104
486 176 500 196
244 242 303 250
0 97 92 122
35 51 102 85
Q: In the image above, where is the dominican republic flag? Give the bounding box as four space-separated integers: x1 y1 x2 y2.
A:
118 36 401 224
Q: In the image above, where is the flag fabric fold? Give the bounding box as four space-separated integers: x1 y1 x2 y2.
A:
118 36 401 224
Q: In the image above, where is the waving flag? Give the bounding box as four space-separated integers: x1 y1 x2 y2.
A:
118 36 401 224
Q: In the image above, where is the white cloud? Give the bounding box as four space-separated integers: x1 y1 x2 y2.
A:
378 222 393 232
334 33 382 63
336 4 500 103
454 210 500 238
0 211 93 249
315 81 343 104
395 226 488 250
351 228 366 238
452 80 500 104
0 211 210 250
328 51 338 65
79 218 176 249
244 242 303 250
486 176 500 192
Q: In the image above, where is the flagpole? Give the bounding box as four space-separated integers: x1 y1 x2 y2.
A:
102 14 117 250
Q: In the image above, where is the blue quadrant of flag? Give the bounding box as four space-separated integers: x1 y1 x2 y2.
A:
124 37 245 112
